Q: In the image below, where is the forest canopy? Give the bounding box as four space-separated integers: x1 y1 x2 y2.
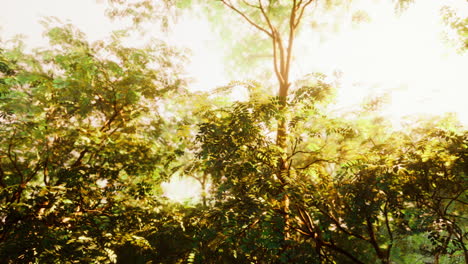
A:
0 0 467 263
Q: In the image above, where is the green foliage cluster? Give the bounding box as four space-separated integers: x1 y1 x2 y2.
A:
0 1 467 263
0 24 190 263
194 81 467 263
441 5 468 52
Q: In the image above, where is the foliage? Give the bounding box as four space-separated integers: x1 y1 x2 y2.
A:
195 85 467 263
0 1 466 263
0 23 188 263
441 5 468 52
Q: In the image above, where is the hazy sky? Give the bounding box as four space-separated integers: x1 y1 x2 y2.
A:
1 0 113 44
1 0 468 127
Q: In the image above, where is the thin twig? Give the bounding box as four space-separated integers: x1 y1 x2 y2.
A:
221 0 273 37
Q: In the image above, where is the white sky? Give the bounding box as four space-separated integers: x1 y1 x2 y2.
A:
2 0 466 124
1 0 114 44
1 0 467 201
293 0 468 125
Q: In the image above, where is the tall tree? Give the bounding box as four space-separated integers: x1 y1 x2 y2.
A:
218 0 317 244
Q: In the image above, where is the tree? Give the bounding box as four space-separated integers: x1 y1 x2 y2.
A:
214 2 320 254
0 23 188 262
159 0 467 262
282 113 467 264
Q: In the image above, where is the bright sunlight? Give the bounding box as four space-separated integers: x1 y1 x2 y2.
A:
293 0 468 125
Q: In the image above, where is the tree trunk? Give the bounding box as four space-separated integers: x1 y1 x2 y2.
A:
277 82 291 256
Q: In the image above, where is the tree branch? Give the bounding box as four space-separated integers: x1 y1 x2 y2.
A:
221 0 273 37
241 0 259 9
284 0 297 83
366 216 385 261
383 201 393 261
7 138 24 183
275 29 286 81
0 163 6 188
257 0 284 84
257 0 275 36
316 206 370 242
271 33 285 84
259 1 287 82
322 240 365 264
295 0 315 28
295 206 365 264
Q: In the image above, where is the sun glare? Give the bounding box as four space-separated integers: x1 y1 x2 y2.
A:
161 176 202 204
294 0 468 126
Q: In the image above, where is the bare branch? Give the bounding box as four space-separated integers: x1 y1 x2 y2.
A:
297 0 304 10
0 163 6 188
276 31 286 81
383 201 393 259
271 33 285 84
241 0 259 9
257 0 275 34
257 0 284 84
366 217 386 260
285 0 298 83
7 138 24 183
295 0 315 28
221 0 273 37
